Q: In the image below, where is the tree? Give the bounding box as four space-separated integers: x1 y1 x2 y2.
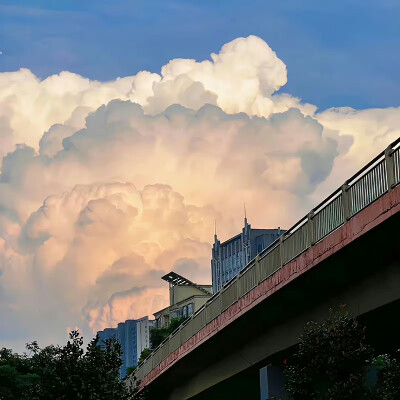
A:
284 309 374 400
0 348 38 400
127 374 149 400
126 366 137 376
25 330 128 400
82 333 126 399
373 350 400 400
138 348 152 364
0 331 148 400
150 317 187 349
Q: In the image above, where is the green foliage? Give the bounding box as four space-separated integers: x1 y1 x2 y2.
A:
149 317 187 349
128 373 149 400
0 331 146 400
24 331 128 400
126 366 137 376
0 348 39 400
284 309 374 400
138 348 152 364
0 365 39 400
373 350 400 399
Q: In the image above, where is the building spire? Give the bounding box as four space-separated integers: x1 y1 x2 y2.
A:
244 202 248 225
214 219 217 240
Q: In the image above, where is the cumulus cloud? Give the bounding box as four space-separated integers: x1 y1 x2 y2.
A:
0 35 398 351
1 181 215 343
311 107 400 201
0 35 315 159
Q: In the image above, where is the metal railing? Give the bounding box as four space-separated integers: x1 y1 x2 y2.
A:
221 279 239 311
134 138 400 382
313 192 344 242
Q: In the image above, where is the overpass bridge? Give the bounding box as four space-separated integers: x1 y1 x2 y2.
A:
130 138 400 399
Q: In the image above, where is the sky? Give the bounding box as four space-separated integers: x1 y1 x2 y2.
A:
1 0 399 110
0 1 399 352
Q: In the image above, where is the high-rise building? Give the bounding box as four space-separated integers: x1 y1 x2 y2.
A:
98 327 118 349
211 217 285 293
97 316 154 378
117 322 126 378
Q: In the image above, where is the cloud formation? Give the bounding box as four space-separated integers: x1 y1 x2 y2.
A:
0 36 314 159
0 35 399 351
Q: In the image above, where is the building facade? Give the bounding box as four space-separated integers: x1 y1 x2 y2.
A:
153 272 213 329
97 316 154 378
98 327 118 349
211 217 284 293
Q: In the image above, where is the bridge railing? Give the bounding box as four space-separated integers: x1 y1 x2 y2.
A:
134 137 400 383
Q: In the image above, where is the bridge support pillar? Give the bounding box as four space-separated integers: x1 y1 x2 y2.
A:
259 364 287 400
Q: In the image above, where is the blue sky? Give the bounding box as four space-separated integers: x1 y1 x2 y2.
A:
0 0 399 110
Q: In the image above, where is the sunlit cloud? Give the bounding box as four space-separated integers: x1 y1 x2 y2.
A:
0 35 398 351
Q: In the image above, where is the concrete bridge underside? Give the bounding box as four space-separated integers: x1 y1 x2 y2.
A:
144 187 400 400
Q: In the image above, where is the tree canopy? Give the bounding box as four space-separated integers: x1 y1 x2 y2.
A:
0 348 38 400
149 317 187 349
0 331 141 400
284 309 400 400
373 350 400 399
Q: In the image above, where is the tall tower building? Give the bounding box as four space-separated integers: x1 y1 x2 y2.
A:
211 217 285 293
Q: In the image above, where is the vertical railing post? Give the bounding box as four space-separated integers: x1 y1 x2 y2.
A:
255 254 260 284
176 326 182 351
205 301 209 324
307 211 315 247
385 144 395 191
216 293 222 318
341 182 351 220
149 355 153 374
166 336 170 358
188 314 194 340
279 235 285 268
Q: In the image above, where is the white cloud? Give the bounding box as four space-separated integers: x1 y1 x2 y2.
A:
0 35 313 160
311 107 400 201
0 35 398 351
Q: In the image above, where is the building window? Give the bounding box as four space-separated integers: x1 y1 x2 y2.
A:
171 310 180 319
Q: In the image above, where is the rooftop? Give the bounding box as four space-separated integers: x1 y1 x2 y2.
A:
218 227 285 247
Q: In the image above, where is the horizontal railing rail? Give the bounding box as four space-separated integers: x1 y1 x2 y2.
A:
133 137 400 384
